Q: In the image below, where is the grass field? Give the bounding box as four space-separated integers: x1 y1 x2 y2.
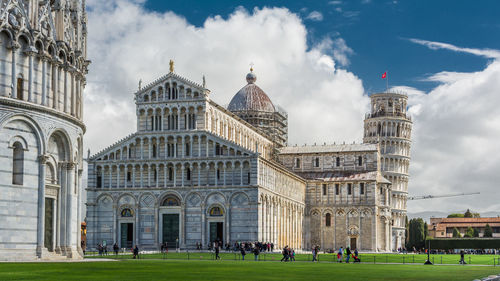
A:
86 251 500 266
1 259 500 281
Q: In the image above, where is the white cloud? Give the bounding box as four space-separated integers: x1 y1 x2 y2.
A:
306 11 323 21
404 40 500 214
408 38 500 59
329 1 342 5
85 1 367 155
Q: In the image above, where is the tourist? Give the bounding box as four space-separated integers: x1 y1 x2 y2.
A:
337 247 343 263
290 249 296 261
312 246 317 262
253 246 260 261
240 246 246 260
346 247 351 263
113 243 119 255
460 250 466 264
215 242 220 260
354 248 358 258
133 245 139 259
281 246 289 262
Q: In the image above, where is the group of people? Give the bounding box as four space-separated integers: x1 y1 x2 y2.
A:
280 246 296 262
336 247 360 263
96 243 108 256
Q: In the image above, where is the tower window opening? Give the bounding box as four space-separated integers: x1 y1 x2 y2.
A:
16 77 23 100
322 184 327 196
12 142 24 185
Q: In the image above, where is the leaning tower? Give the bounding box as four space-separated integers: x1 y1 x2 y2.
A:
0 1 89 260
363 92 412 251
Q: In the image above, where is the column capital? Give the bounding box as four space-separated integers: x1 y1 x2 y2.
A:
9 41 20 50
23 46 38 56
38 154 50 164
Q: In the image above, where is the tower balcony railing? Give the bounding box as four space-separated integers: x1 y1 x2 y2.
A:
365 112 411 121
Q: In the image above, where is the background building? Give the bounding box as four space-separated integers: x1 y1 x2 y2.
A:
429 217 500 238
0 0 89 260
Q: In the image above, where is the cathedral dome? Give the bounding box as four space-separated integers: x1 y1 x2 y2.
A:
228 70 275 113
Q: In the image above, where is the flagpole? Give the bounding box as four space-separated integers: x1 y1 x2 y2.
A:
386 70 389 92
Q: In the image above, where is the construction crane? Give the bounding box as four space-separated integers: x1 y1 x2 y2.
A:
407 192 480 201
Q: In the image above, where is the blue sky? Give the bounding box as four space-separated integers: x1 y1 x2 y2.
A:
143 0 499 94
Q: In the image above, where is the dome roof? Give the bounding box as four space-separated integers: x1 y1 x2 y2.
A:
228 70 275 113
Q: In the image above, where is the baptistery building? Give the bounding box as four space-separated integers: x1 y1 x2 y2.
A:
86 64 412 252
0 0 89 260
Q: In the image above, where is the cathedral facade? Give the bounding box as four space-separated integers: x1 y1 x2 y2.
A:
0 0 89 260
86 65 412 252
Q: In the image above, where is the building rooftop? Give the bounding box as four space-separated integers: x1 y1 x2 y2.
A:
279 143 377 154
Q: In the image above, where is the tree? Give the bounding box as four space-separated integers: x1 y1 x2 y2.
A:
408 218 426 249
472 212 481 218
464 209 473 218
484 224 493 237
453 227 461 238
473 228 480 237
447 213 464 218
405 216 409 247
464 227 474 238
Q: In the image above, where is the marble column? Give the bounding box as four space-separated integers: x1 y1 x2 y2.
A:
65 162 76 255
36 155 49 257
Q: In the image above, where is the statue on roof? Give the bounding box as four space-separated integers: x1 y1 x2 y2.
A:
169 59 174 73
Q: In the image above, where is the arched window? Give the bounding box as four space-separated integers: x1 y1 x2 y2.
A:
16 77 23 100
209 206 223 216
186 167 191 181
168 167 173 181
121 208 133 217
358 156 363 166
152 144 157 158
96 171 102 188
314 157 320 167
12 142 24 185
325 213 331 227
336 157 340 167
162 196 180 206
295 158 300 168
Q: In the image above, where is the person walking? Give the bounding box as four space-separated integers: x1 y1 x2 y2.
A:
133 245 139 259
240 246 246 261
290 249 296 261
459 250 466 264
281 246 288 262
215 242 221 260
312 246 317 262
346 247 351 263
253 246 260 261
113 243 119 255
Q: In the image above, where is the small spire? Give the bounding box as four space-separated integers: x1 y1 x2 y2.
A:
249 62 254 72
202 75 206 88
169 59 174 73
138 79 142 90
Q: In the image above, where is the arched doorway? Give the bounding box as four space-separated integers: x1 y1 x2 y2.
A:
208 205 224 245
159 195 181 249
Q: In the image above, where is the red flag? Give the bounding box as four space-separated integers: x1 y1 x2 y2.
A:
382 72 387 79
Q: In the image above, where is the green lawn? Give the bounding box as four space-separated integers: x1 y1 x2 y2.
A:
0 259 499 281
87 251 500 265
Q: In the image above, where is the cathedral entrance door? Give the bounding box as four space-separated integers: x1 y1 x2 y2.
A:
162 214 179 248
350 237 357 250
209 222 223 244
44 198 54 251
120 223 133 248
